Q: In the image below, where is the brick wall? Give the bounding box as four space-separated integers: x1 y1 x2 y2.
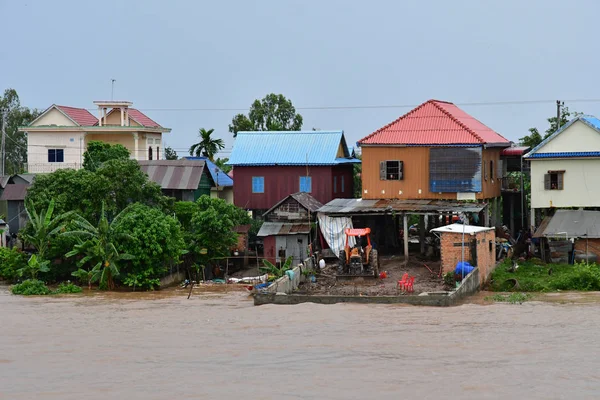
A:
574 238 600 262
439 229 496 285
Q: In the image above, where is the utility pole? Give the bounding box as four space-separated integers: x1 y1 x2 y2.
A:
556 100 564 131
1 109 6 177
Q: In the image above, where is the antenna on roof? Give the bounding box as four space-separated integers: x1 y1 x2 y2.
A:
111 79 116 100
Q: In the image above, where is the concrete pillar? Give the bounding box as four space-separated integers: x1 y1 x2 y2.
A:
509 196 515 236
530 207 536 253
403 213 409 267
132 132 139 160
103 107 107 124
419 215 426 255
120 107 124 126
491 197 497 227
125 109 129 126
98 107 103 126
483 205 490 227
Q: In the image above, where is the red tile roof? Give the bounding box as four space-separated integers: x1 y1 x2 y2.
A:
128 108 161 128
359 100 510 146
55 105 98 126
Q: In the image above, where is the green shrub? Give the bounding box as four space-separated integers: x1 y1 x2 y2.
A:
443 271 455 286
550 264 600 291
0 247 27 282
54 282 83 294
11 279 51 295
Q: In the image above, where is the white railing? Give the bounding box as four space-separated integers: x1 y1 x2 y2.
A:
25 163 81 173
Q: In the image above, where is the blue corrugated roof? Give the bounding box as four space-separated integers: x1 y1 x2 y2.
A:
227 131 361 166
528 152 600 159
525 115 600 158
183 156 233 186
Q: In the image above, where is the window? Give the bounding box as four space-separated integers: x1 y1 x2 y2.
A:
483 161 487 181
379 160 403 180
341 176 345 193
156 146 160 160
334 176 337 193
148 146 153 160
48 149 64 163
490 160 494 180
544 170 564 190
252 176 264 193
299 176 312 193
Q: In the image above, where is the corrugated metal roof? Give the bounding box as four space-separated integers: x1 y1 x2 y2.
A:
317 198 486 215
533 209 600 239
359 100 510 146
0 176 10 189
291 192 323 212
138 160 205 190
0 184 29 201
501 146 530 156
257 222 311 237
528 152 600 159
227 131 361 166
183 157 233 186
55 105 98 126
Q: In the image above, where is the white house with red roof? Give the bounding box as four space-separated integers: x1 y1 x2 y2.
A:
20 101 171 173
357 99 511 202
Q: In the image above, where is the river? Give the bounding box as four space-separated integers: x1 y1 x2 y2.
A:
1 285 599 399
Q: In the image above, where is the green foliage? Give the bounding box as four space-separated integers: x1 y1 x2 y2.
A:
83 141 130 172
214 157 232 174
188 128 225 161
490 259 600 292
112 203 186 290
25 159 171 223
0 88 41 174
486 293 531 304
0 247 27 282
164 144 178 160
185 196 251 264
64 203 135 290
519 106 582 148
71 268 96 290
11 279 51 295
20 199 76 261
174 201 197 230
443 271 455 286
18 254 50 280
54 282 83 294
353 152 362 198
229 93 303 137
260 256 294 280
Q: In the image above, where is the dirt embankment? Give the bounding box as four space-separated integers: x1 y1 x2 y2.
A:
297 255 447 296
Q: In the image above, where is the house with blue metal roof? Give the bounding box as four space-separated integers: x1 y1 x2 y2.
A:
524 115 600 227
227 130 360 215
183 156 234 204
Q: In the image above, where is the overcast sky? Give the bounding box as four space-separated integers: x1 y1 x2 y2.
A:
2 0 599 158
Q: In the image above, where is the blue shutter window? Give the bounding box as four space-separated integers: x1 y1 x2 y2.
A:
48 149 64 163
299 176 312 193
341 176 345 193
252 176 264 193
334 176 337 193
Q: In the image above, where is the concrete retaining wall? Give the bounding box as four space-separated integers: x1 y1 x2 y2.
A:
254 266 481 307
265 256 316 294
159 270 186 288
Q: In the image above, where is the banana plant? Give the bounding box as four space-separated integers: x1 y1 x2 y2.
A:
260 256 294 280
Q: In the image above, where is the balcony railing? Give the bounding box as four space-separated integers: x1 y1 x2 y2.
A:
25 163 81 173
501 175 523 192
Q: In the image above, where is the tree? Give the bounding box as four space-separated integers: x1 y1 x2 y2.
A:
83 141 130 172
0 88 41 174
353 151 362 198
164 145 178 160
18 254 50 280
64 203 134 290
519 106 582 148
112 204 186 290
188 128 225 161
214 157 232 174
229 93 303 137
20 199 76 261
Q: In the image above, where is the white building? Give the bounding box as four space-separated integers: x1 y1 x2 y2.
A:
20 101 171 173
524 115 600 230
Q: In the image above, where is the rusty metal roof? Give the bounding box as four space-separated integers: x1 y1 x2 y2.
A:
263 192 324 217
233 224 251 234
257 222 311 237
317 198 487 215
138 160 205 190
0 184 30 201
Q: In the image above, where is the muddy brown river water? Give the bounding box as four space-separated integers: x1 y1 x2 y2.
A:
1 285 600 400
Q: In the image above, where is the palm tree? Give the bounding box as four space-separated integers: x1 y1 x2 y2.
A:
21 199 77 261
64 203 134 290
188 128 225 161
